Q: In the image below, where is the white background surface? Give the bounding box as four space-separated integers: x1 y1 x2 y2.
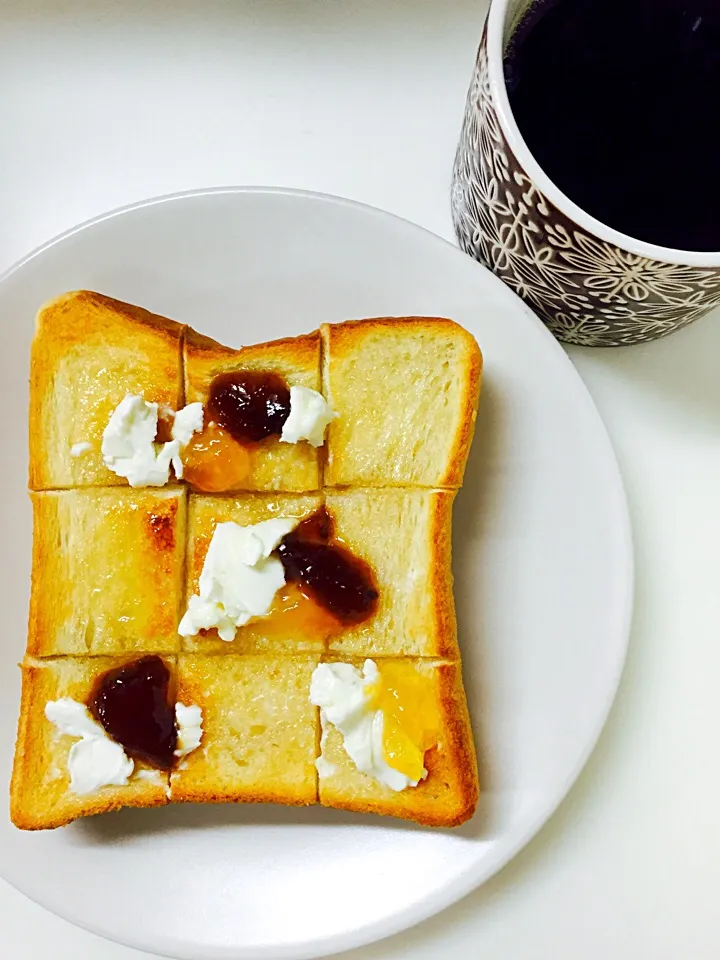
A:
0 2 718 959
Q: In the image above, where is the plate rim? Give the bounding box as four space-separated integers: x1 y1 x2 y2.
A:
0 185 634 960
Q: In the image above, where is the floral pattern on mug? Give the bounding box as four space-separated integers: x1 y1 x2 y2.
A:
451 31 720 346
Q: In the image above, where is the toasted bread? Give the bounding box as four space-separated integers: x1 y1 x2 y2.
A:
325 488 459 658
317 660 478 827
184 327 321 492
322 318 482 488
29 291 184 490
28 488 186 657
183 488 457 659
171 655 319 806
11 657 171 830
183 493 323 654
13 292 481 830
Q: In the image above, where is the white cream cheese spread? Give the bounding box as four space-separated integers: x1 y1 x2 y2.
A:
101 394 203 486
178 517 299 642
280 385 337 447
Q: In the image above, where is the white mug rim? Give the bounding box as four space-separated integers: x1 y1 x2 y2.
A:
486 0 720 268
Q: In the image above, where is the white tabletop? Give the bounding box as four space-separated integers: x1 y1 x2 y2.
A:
2 2 719 958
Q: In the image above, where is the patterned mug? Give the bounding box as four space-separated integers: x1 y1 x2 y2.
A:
451 0 720 346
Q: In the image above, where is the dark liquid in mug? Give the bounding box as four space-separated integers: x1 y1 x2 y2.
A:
505 0 720 251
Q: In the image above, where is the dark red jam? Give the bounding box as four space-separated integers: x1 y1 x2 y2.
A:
88 655 176 770
207 371 291 444
277 507 379 625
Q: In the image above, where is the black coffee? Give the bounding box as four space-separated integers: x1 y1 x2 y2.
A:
505 0 720 251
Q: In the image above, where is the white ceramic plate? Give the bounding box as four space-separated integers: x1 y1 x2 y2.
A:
0 188 632 960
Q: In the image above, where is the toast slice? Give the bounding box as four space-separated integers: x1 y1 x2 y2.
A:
28 488 186 657
170 655 320 806
322 318 482 488
184 327 321 492
11 657 171 830
316 659 478 828
324 488 459 658
183 492 324 654
13 291 481 830
29 291 184 490
12 655 474 828
183 488 458 659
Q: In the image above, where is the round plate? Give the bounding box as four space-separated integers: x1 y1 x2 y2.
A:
0 188 632 960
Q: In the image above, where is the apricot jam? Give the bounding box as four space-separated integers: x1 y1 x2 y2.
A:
369 663 440 782
207 371 291 444
88 655 176 769
182 421 250 492
277 507 378 625
264 582 342 642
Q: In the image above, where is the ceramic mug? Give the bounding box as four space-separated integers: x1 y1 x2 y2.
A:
451 0 720 347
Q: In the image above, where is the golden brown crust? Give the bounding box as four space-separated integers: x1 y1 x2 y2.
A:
49 290 184 340
184 326 321 492
322 317 482 489
431 490 459 659
10 658 171 830
29 291 184 490
184 325 320 377
28 489 187 657
443 330 482 487
433 661 479 825
317 660 478 827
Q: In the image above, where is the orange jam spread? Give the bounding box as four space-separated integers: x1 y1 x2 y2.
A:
263 582 342 642
369 663 441 782
182 421 250 492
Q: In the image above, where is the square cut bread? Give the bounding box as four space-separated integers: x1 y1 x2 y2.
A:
184 327 321 492
317 659 477 827
30 291 184 490
13 291 482 830
325 488 458 659
28 488 186 657
171 655 319 806
11 657 171 830
183 489 457 659
322 318 482 488
183 492 323 654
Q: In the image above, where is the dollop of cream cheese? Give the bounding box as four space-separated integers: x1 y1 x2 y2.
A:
101 394 203 487
178 517 299 642
46 698 204 794
280 385 337 447
45 698 134 795
171 402 204 449
309 660 424 792
174 703 203 758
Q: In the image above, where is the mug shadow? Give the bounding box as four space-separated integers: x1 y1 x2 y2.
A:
571 303 720 435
